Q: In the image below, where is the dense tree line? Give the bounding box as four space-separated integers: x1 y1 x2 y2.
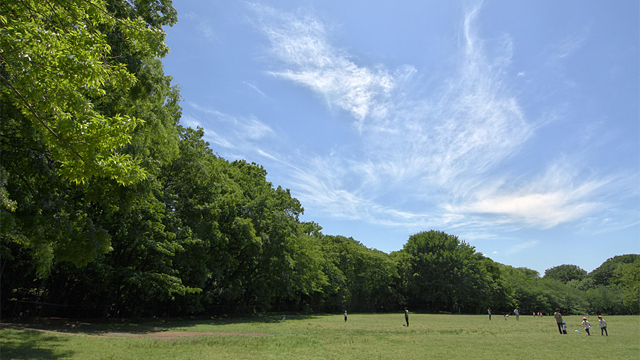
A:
1 0 638 319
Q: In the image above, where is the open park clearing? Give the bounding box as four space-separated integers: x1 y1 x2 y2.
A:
1 314 638 359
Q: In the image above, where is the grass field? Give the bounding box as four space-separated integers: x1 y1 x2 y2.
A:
1 314 638 359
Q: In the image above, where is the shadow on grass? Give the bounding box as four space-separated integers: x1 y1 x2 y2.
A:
0 329 74 359
149 313 328 328
2 319 165 336
1 314 328 336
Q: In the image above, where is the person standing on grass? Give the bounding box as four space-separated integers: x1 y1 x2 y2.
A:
554 309 564 334
582 317 591 335
404 308 409 327
344 310 348 322
514 308 519 321
487 308 492 320
598 315 608 336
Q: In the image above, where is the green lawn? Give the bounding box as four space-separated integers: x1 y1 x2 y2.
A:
1 314 638 359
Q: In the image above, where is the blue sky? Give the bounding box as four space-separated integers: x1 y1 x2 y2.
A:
162 0 639 275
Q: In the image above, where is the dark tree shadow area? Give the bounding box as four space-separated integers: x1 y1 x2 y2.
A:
134 313 328 329
0 329 74 359
1 314 329 336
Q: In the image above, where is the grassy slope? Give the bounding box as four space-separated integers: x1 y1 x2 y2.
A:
1 314 638 359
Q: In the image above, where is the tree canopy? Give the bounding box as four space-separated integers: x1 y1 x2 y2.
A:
0 0 173 185
544 264 587 284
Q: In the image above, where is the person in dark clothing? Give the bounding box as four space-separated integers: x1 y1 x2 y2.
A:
404 308 409 327
554 309 564 334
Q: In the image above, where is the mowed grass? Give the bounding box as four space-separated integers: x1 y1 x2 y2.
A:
1 314 638 359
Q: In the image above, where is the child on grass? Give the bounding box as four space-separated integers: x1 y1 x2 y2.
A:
582 317 591 335
598 315 608 336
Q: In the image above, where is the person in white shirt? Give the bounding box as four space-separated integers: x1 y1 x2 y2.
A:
598 315 608 336
582 317 591 336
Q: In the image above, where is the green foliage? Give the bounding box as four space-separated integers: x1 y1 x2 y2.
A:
401 230 491 313
585 286 625 315
585 255 640 314
588 254 639 285
544 264 587 283
0 114 113 277
613 261 640 313
482 259 516 311
318 235 400 312
0 0 171 185
0 0 182 282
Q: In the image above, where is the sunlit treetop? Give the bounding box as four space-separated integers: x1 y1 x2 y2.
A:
0 0 173 185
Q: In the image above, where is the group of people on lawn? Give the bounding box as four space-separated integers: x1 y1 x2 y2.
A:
343 307 609 336
487 307 608 336
554 309 608 336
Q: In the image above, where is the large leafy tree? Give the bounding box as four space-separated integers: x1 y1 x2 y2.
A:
0 0 171 184
588 254 640 286
612 260 639 313
1 0 182 317
215 159 324 310
318 235 400 312
0 0 178 275
482 259 516 312
0 108 113 277
401 230 489 312
543 264 587 284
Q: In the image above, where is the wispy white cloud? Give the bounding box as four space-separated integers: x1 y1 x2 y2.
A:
198 21 215 40
244 116 274 139
180 114 201 129
243 81 267 98
246 3 539 229
189 102 274 141
182 103 275 159
181 113 234 149
247 3 403 126
445 154 616 228
203 3 629 242
180 12 217 41
555 32 587 59
505 240 540 255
